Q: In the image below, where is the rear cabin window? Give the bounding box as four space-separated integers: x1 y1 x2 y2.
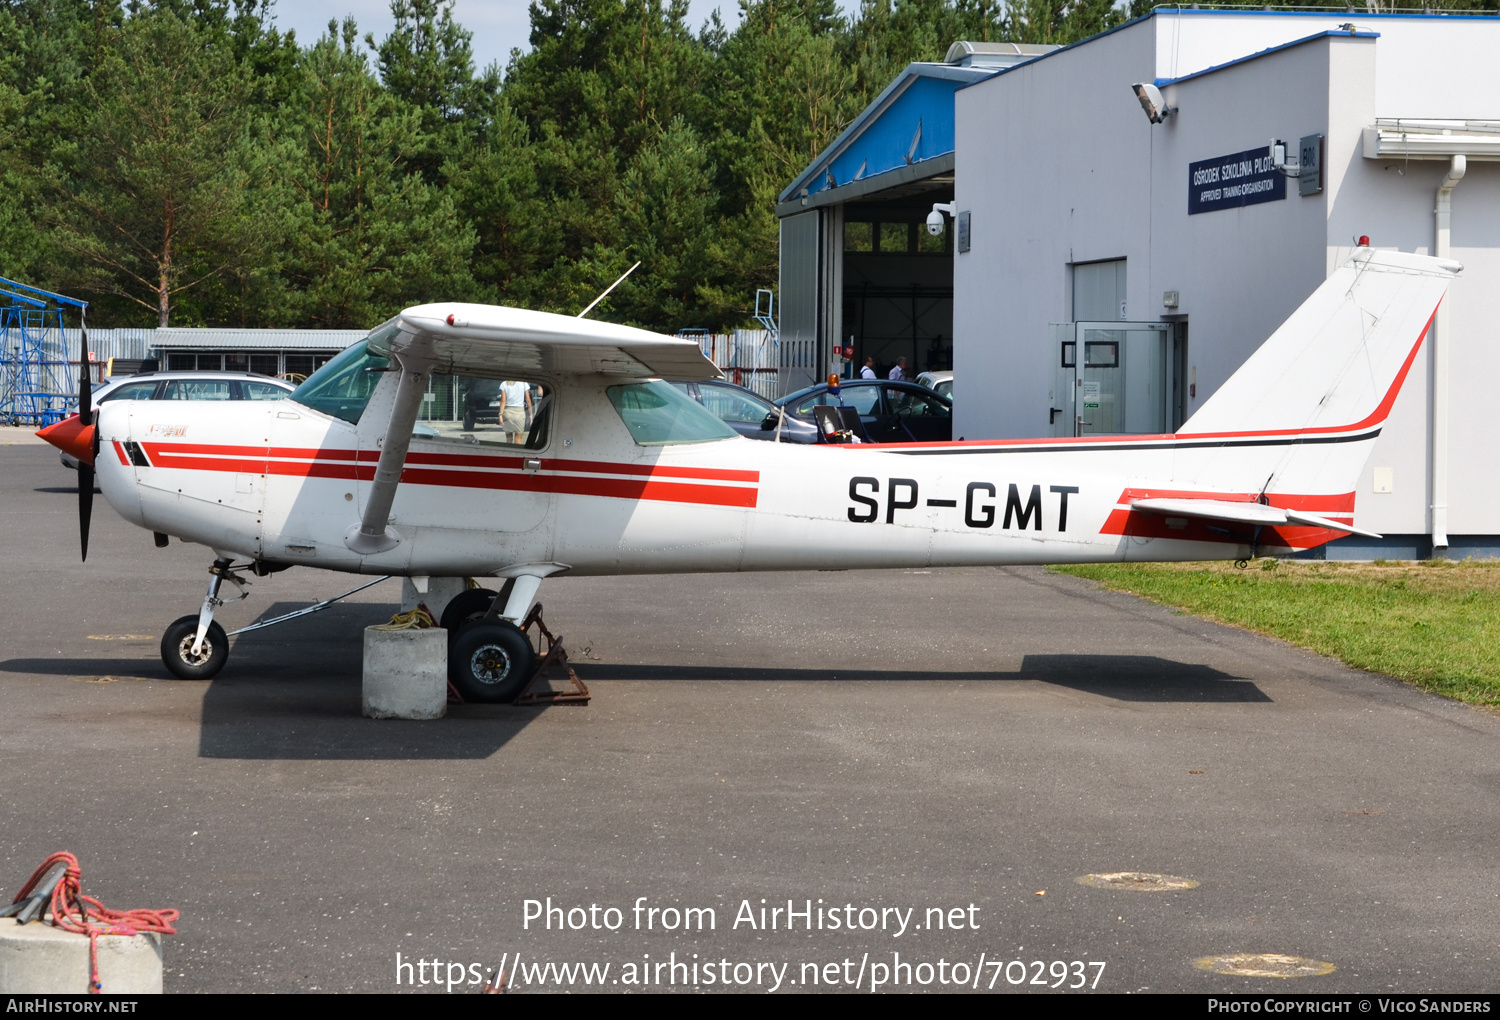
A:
607 381 737 446
694 382 773 423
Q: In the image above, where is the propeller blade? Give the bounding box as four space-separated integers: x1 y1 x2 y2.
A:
78 323 92 427
78 320 94 562
78 463 94 562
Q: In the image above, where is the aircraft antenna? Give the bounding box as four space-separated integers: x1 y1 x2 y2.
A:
577 261 642 319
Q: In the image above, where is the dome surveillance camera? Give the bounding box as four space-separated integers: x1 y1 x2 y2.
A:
926 202 954 236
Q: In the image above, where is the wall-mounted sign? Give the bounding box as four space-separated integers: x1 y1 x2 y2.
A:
1188 146 1286 215
1298 134 1324 197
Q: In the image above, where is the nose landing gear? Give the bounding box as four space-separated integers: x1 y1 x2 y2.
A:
161 558 247 680
160 616 230 680
159 559 390 681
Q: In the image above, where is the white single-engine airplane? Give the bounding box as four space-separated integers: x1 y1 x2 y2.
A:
39 248 1457 701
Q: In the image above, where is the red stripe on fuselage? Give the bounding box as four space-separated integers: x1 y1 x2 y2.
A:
398 466 758 507
136 443 758 507
149 443 758 483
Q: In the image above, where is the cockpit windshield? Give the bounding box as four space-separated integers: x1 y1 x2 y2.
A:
290 340 389 424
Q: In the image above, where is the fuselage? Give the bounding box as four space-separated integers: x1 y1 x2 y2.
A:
91 370 1353 579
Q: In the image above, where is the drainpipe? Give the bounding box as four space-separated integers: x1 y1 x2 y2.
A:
1431 154 1465 552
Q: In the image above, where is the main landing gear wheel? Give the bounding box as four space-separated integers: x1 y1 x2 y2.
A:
449 620 536 703
438 587 497 634
161 615 229 680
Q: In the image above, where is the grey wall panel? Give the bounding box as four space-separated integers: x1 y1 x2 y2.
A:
779 211 821 344
1072 260 1127 322
779 211 822 392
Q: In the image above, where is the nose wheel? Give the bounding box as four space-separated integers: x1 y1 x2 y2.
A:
161 616 229 680
157 561 393 682
159 557 247 681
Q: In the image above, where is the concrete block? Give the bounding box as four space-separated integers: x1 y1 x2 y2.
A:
363 626 448 720
0 918 163 994
400 576 471 622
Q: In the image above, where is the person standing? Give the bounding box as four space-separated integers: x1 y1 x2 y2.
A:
888 357 907 381
498 379 533 444
860 357 876 379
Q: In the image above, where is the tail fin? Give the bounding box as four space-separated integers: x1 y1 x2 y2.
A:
1170 249 1458 507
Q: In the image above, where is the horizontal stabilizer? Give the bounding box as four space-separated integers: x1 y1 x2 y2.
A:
1130 498 1381 539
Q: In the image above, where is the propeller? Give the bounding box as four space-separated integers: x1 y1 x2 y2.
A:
77 320 93 562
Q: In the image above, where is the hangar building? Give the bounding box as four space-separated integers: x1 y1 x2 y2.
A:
780 10 1500 558
777 42 1058 388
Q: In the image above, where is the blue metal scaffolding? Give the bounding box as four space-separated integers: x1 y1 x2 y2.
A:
0 277 88 427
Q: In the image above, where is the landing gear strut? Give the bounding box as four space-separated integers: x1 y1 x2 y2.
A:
159 559 390 681
160 558 246 680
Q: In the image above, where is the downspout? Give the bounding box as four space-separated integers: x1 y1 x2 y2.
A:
1431 154 1465 552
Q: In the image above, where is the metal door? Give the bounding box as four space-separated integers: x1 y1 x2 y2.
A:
1057 322 1170 436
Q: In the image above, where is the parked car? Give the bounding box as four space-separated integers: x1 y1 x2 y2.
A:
772 379 952 444
916 370 952 401
54 371 296 468
670 379 819 443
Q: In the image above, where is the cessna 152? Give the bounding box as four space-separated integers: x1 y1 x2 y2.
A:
39 248 1457 701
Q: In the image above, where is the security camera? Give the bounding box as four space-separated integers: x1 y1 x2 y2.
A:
1131 82 1175 124
928 201 955 236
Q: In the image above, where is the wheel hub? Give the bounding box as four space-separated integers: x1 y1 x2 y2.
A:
469 644 513 685
176 635 213 667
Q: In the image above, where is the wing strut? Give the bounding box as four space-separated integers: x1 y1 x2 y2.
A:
346 349 431 555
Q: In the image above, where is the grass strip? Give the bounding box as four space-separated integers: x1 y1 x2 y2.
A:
1053 559 1500 706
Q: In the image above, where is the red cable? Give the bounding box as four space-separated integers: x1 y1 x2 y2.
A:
10 851 179 994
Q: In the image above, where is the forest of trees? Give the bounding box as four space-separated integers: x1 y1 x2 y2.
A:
0 0 1492 332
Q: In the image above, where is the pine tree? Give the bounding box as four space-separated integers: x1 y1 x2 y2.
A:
370 0 499 182
442 100 553 307
278 18 477 327
39 8 282 326
589 116 717 329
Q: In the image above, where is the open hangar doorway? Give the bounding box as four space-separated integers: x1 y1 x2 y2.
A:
840 188 954 380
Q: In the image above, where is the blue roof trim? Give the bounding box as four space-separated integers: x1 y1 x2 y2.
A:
1150 5 1496 19
779 63 986 203
954 7 1494 94
1155 28 1378 87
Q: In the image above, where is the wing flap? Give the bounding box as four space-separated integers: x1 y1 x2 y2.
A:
1130 498 1381 539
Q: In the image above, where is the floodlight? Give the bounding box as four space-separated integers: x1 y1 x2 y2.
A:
1132 82 1174 124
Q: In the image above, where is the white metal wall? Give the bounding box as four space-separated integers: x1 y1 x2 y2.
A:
953 13 1500 538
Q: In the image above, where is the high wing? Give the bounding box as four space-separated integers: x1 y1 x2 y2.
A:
1130 498 1382 539
348 303 720 556
382 303 722 382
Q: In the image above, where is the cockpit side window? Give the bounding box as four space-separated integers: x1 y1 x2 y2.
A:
411 374 551 450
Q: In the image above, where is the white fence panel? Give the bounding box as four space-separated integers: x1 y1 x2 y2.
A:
691 328 820 400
